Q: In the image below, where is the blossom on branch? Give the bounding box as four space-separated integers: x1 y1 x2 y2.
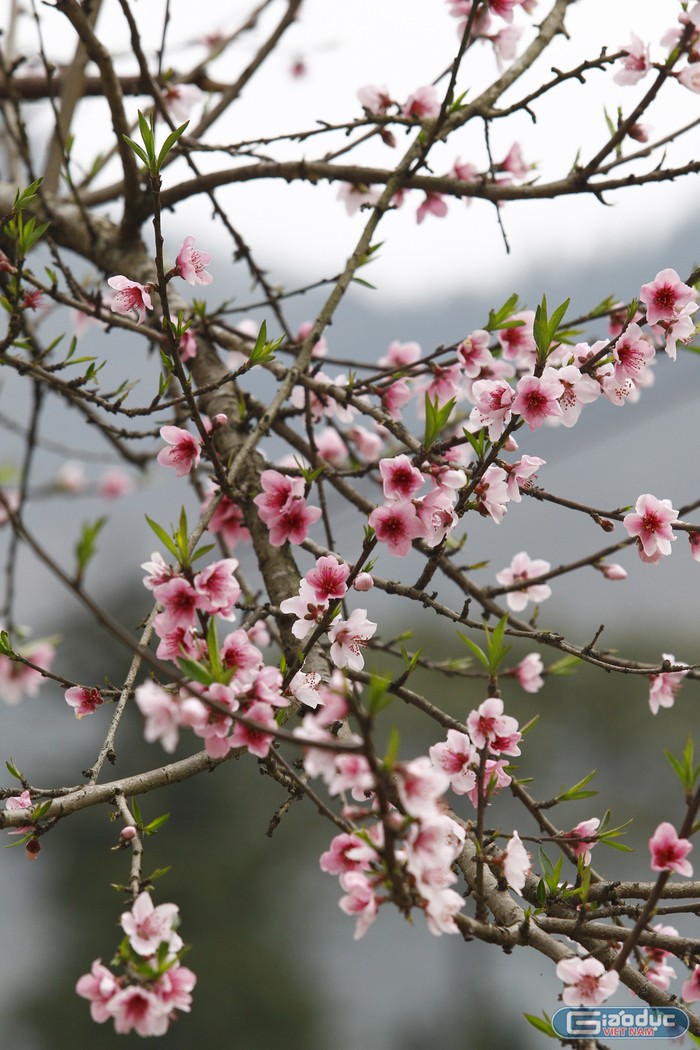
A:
649 822 693 877
556 956 620 1007
107 276 153 323
622 493 678 560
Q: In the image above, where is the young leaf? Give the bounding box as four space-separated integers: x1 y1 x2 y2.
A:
145 515 180 561
423 394 455 450
156 120 189 171
523 1012 556 1039
75 517 107 582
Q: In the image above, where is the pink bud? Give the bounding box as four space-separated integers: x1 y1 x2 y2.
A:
120 826 137 843
353 572 374 592
598 562 627 581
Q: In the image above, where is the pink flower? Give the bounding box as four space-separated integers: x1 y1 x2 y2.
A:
135 684 182 751
153 575 200 632
514 653 544 693
429 730 477 795
639 269 697 326
648 653 688 715
155 964 196 1013
457 329 492 377
98 467 134 500
55 460 87 492
65 685 103 719
254 470 304 524
402 85 440 120
338 870 379 939
612 323 655 384
378 340 421 368
162 82 203 122
498 142 528 180
682 965 700 1002
106 985 170 1036
649 822 693 877
306 555 349 602
623 493 678 559
474 463 510 524
554 364 600 426
328 608 377 671
369 501 426 556
267 497 322 546
512 373 564 430
468 378 514 439
156 425 202 477
0 640 56 705
320 832 369 875
498 310 535 363
337 182 380 215
416 192 448 224
379 455 425 501
556 956 620 1006
414 488 458 547
467 696 520 756
193 558 241 616
565 817 600 866
230 699 277 758
357 84 393 114
280 579 329 640
107 276 152 323
121 892 181 956
75 959 120 1023
613 34 650 86
678 63 700 94
690 533 700 562
175 236 212 286
495 550 552 611
502 830 531 894
505 454 545 502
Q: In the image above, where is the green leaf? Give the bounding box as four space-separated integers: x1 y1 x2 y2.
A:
523 1012 556 1038
156 120 189 171
423 394 455 450
556 769 598 803
31 800 52 821
484 293 521 332
145 515 180 561
177 657 214 687
457 631 489 672
382 727 400 770
533 294 570 364
75 517 106 582
5 758 23 781
191 542 216 563
546 654 581 676
143 813 170 835
137 110 155 160
122 135 150 168
0 630 16 658
206 618 222 676
367 673 394 716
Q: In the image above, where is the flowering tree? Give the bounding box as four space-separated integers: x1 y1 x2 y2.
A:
2 0 700 1040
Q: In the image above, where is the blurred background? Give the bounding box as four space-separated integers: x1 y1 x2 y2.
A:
2 1 700 1046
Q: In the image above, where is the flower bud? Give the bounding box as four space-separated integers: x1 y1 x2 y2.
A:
353 572 374 592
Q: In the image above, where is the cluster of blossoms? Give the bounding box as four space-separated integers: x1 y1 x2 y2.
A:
368 454 466 555
134 552 286 760
253 469 322 548
297 691 532 939
107 236 211 359
76 892 195 1037
298 684 469 937
280 555 377 680
614 6 700 97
